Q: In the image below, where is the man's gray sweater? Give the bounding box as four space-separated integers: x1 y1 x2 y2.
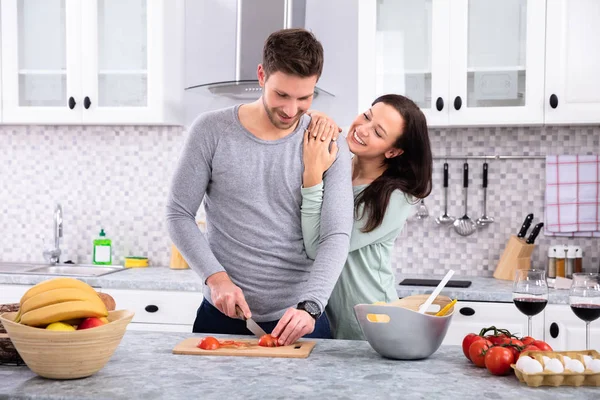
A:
166 105 353 322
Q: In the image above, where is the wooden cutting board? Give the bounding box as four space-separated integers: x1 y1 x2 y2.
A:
172 337 316 358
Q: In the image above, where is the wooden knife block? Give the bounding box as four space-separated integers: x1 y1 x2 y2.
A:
493 235 535 281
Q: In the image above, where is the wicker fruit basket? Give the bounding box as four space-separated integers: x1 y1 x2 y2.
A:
512 350 600 387
0 303 24 365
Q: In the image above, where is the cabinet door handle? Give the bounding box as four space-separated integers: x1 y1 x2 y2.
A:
453 96 462 110
549 94 558 109
550 322 559 338
84 96 91 109
145 305 159 313
436 97 444 111
68 97 76 110
459 307 475 316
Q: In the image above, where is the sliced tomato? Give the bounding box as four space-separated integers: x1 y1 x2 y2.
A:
198 336 220 350
258 334 279 347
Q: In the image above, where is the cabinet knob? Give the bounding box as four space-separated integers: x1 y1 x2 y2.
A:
453 96 462 111
549 94 558 109
68 97 76 110
84 96 91 110
145 305 159 313
550 322 559 338
436 97 444 111
459 307 475 316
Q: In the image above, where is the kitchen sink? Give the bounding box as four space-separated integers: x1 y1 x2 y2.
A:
0 262 125 277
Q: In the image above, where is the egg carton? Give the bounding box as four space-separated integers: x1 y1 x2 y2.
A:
512 350 600 387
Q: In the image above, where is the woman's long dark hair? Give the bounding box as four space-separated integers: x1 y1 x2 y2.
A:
355 94 432 233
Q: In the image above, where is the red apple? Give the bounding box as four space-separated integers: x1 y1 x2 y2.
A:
76 317 106 330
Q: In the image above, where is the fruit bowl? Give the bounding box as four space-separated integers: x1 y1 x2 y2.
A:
0 309 134 379
354 295 454 360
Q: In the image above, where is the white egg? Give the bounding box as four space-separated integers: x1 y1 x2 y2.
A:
583 355 593 368
522 359 544 374
544 358 565 373
516 356 534 371
562 355 572 364
565 359 585 373
588 359 600 373
542 356 551 365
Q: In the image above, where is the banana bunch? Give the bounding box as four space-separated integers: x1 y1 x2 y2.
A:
16 278 108 327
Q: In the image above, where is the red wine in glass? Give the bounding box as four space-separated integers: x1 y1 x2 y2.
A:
570 304 600 322
514 298 548 316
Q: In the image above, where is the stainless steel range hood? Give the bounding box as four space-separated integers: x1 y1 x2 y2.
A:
184 0 334 126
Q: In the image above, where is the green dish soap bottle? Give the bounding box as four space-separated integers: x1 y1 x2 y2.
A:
93 229 112 265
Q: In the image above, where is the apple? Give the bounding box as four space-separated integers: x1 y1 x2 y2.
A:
76 317 106 330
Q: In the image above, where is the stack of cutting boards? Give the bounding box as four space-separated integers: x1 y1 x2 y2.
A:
172 338 316 359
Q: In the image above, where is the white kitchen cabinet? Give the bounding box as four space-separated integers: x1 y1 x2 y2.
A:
0 0 183 125
543 304 600 351
356 0 546 127
0 284 202 332
544 0 600 125
442 301 544 346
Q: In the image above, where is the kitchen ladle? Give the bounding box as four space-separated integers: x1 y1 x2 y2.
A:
476 162 494 227
418 269 455 314
416 199 429 219
436 162 455 225
453 162 477 236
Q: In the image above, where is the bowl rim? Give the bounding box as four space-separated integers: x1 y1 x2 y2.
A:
354 303 455 318
0 309 135 334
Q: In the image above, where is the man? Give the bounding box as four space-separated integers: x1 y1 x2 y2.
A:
166 28 353 346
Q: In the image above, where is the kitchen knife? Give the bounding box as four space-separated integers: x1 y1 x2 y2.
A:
517 214 534 238
526 222 544 244
235 306 267 338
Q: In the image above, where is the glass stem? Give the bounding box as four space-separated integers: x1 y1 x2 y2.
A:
586 321 590 350
528 316 532 337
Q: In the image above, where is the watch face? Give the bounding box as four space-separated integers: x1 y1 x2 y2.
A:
302 301 320 316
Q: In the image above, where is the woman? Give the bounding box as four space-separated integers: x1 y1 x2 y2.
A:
301 94 433 340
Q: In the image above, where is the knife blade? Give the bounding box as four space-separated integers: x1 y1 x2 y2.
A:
235 305 267 338
526 222 544 244
517 214 534 238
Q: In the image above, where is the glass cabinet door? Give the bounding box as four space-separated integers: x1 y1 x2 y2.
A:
1 0 82 122
97 0 147 107
449 0 545 125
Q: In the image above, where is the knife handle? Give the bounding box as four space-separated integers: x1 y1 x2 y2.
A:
235 305 246 320
526 222 544 244
483 163 488 189
443 163 449 188
517 214 534 238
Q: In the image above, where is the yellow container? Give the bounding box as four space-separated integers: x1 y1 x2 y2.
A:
124 257 148 268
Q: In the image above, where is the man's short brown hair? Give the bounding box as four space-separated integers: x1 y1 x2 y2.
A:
262 28 324 79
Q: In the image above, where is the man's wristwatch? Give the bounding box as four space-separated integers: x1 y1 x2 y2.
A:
297 300 321 320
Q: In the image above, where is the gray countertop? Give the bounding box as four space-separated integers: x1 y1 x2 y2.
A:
0 331 596 400
0 266 571 304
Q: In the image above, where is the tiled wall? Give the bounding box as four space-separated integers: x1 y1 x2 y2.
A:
1 124 599 277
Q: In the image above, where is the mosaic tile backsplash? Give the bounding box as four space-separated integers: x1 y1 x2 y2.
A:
1 124 599 278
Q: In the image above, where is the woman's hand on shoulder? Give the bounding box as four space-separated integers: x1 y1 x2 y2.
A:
306 110 342 142
302 119 339 188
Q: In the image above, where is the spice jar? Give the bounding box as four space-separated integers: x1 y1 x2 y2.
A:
574 246 583 274
555 245 567 278
547 246 557 279
566 246 576 278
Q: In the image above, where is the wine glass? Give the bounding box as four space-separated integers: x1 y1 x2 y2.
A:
569 273 600 350
513 269 548 337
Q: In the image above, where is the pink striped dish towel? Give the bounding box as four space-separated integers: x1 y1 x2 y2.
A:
545 155 600 237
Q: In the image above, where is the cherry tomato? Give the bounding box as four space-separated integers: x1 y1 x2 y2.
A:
532 340 553 351
469 339 492 368
520 336 535 346
462 333 482 361
258 334 279 347
520 344 540 356
500 337 523 361
485 333 509 346
198 336 220 350
485 346 515 376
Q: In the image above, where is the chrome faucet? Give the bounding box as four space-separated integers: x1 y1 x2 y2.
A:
43 204 63 264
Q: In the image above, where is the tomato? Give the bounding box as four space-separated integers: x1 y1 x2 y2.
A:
532 340 553 351
469 339 492 368
198 336 220 350
219 340 250 348
485 346 515 376
462 333 482 361
258 334 279 347
520 336 535 346
485 333 509 346
520 344 540 356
